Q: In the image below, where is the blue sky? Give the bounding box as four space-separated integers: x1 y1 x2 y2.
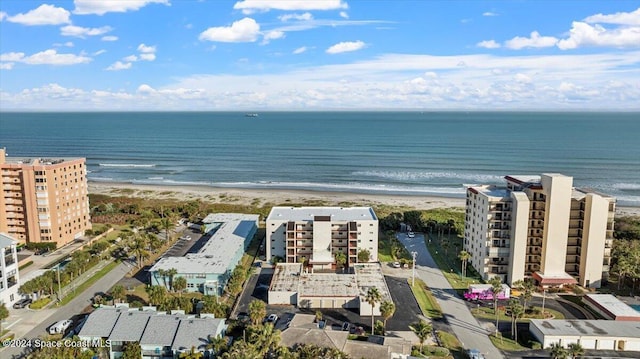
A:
1 0 639 110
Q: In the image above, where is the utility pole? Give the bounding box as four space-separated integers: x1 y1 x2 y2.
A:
541 289 547 316
411 251 417 287
57 263 62 303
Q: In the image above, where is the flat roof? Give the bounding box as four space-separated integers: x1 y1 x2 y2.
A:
468 185 510 199
150 213 258 274
584 294 640 320
267 207 377 222
531 319 640 338
505 175 541 185
3 156 82 165
0 232 17 248
269 263 391 301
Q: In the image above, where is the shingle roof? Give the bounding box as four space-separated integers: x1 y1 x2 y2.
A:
78 307 123 338
109 310 154 341
172 318 225 351
140 315 182 346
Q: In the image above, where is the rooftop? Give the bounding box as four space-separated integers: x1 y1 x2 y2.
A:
531 319 640 338
0 232 17 248
584 294 640 320
150 213 258 274
139 315 182 346
2 156 82 166
468 185 510 199
268 207 378 222
269 263 391 302
172 318 223 351
504 175 542 185
109 310 155 341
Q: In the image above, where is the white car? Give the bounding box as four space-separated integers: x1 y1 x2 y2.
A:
392 261 401 268
49 319 73 335
179 235 191 241
264 314 278 324
408 232 415 238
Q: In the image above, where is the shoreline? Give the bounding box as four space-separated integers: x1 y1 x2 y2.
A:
87 181 640 216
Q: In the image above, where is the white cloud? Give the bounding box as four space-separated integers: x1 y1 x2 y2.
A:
138 44 156 53
102 35 118 41
139 53 156 61
93 50 106 56
278 12 313 22
18 49 92 65
137 84 155 93
483 12 498 17
262 30 285 44
73 0 169 15
340 11 349 19
6 4 70 26
123 55 138 62
0 63 14 70
54 42 75 48
0 12 7 21
234 0 347 14
326 40 365 54
505 31 558 49
106 61 132 71
477 40 501 49
584 7 640 26
514 73 532 83
557 21 640 50
61 25 112 38
293 46 308 54
0 52 25 62
199 17 260 43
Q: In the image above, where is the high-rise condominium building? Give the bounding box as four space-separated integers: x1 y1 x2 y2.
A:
266 207 378 270
0 148 91 248
0 233 20 306
464 173 614 288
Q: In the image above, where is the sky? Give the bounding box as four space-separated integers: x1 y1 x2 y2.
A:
0 0 639 111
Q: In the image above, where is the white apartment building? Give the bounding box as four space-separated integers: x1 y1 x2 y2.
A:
464 174 615 288
266 207 378 270
0 233 20 307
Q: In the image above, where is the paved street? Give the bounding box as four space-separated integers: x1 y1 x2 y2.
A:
1 262 130 359
399 233 505 359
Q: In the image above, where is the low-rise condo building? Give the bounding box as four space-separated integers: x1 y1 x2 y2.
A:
464 173 615 288
266 207 378 270
0 233 20 307
149 213 258 295
0 148 91 247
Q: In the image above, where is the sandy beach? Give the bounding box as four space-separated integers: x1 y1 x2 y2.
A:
88 181 640 216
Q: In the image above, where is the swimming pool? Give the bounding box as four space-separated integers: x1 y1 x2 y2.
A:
631 304 640 313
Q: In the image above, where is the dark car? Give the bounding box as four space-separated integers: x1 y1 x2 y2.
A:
13 298 32 309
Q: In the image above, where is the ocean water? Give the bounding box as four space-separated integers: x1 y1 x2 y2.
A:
1 111 639 206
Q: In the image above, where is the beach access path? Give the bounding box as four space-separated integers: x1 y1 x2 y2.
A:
399 233 505 359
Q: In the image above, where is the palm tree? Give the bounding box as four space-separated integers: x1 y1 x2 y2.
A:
549 342 568 359
248 299 266 326
567 342 585 358
166 268 178 291
111 284 126 304
441 240 450 256
365 287 382 335
178 347 203 359
206 335 228 357
221 340 260 359
173 276 187 296
458 250 471 278
0 303 9 334
509 298 525 342
250 321 282 357
379 300 396 332
409 320 432 352
145 285 167 306
335 252 347 273
489 276 503 336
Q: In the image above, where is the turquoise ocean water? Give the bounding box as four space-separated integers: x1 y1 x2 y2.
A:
0 111 639 206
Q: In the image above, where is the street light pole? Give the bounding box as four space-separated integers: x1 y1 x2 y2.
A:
57 263 62 303
411 251 417 287
541 289 547 316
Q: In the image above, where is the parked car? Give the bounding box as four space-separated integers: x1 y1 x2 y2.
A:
341 322 351 331
466 349 485 359
179 235 191 241
13 298 32 309
407 232 415 238
392 261 401 268
49 319 73 335
264 314 278 324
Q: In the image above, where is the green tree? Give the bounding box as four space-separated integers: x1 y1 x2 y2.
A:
145 285 167 306
178 346 203 359
248 299 266 326
358 249 371 263
173 276 187 296
166 268 178 291
379 300 395 332
250 321 282 357
200 295 229 318
374 320 385 336
335 252 347 272
122 341 142 359
489 276 503 336
567 342 585 359
458 250 471 278
207 334 228 357
365 287 382 335
549 342 568 359
0 303 9 334
221 340 260 359
111 284 126 304
509 298 525 342
513 278 535 309
409 320 433 352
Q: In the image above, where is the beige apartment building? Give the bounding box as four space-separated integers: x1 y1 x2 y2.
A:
464 173 614 288
266 207 378 270
0 148 91 248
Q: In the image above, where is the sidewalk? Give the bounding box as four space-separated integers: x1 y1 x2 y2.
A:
46 259 112 308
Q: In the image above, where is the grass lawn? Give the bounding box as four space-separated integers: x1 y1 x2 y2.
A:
379 231 412 263
424 233 483 292
472 305 565 321
409 278 443 319
437 331 463 359
489 330 542 351
58 261 120 306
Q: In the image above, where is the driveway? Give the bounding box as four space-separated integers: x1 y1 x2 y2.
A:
398 233 505 359
384 275 423 331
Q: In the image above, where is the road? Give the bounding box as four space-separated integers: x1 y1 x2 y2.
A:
1 262 130 359
399 233 505 359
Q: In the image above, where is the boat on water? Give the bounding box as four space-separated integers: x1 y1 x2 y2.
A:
245 113 259 117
